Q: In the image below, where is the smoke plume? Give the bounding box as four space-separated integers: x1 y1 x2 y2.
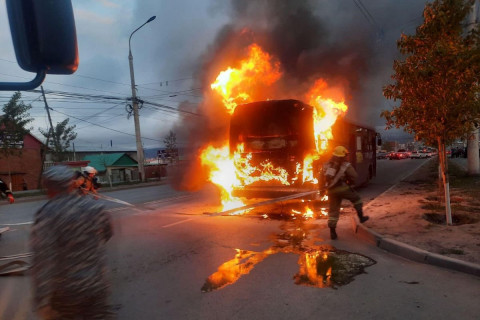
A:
170 0 426 190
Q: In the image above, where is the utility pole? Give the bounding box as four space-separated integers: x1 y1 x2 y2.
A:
467 0 479 175
38 86 54 188
41 86 59 153
128 16 156 182
128 53 145 182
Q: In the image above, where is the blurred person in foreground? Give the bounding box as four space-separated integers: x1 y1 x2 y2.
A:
30 165 114 319
322 146 369 240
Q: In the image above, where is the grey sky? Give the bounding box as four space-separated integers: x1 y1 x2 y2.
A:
0 0 431 152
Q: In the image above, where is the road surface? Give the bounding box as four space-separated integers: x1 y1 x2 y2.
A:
1 158 479 319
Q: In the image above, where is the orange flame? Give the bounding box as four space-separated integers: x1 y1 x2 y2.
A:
233 144 290 186
200 144 244 211
291 206 316 219
211 44 282 114
204 45 349 214
307 79 348 153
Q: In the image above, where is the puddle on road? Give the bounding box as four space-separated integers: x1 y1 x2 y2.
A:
201 219 376 292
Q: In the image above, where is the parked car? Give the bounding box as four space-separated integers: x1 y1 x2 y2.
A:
410 151 421 159
410 151 428 159
376 152 388 159
390 149 410 160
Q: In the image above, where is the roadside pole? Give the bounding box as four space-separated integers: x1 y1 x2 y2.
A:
467 0 479 175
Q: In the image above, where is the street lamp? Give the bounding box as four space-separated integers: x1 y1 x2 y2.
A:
128 15 156 182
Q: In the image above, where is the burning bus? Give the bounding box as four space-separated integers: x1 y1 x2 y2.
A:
201 43 379 211
229 99 378 198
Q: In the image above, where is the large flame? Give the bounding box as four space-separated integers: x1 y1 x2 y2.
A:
200 145 244 211
204 45 348 213
210 44 282 114
306 79 348 153
233 144 290 186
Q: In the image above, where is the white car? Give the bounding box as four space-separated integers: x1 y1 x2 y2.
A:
410 151 422 159
411 151 429 159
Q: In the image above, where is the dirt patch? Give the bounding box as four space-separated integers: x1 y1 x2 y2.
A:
422 213 479 225
363 159 480 265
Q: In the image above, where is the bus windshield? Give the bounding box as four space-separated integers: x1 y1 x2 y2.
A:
230 100 316 155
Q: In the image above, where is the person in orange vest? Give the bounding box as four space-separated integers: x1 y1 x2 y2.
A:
75 166 100 199
322 146 369 240
0 178 14 204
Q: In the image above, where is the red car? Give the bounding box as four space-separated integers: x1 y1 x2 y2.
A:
389 149 409 160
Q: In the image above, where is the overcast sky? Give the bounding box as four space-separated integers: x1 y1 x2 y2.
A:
0 0 433 151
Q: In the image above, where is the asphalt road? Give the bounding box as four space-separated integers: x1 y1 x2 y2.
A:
1 158 479 319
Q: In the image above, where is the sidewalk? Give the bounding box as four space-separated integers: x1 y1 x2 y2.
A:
352 157 480 277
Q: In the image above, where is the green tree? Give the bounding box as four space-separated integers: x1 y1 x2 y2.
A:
163 130 178 163
39 118 77 162
381 0 480 225
0 92 33 185
0 92 33 156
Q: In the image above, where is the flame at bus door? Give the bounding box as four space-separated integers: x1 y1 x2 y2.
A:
307 79 348 153
302 154 319 184
200 145 245 211
210 44 282 114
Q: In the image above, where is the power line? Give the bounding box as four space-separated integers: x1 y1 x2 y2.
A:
353 0 380 30
137 77 194 86
48 107 163 142
141 99 203 117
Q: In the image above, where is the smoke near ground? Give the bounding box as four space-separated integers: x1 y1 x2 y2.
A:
169 0 427 191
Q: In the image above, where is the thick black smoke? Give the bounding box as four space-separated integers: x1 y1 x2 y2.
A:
170 0 426 190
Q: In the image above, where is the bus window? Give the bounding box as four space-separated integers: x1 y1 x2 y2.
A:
356 136 362 151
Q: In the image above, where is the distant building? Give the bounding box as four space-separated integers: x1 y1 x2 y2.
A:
82 153 139 183
0 133 44 191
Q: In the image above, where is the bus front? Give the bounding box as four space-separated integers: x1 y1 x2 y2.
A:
229 99 320 198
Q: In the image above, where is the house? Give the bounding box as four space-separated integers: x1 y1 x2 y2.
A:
82 153 139 183
0 133 45 191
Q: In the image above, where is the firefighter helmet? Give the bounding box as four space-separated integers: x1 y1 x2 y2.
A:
332 146 349 157
84 166 97 174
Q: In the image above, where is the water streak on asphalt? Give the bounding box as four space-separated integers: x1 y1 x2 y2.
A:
201 213 376 292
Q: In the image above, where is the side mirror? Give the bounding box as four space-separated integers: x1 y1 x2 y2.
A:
0 0 79 91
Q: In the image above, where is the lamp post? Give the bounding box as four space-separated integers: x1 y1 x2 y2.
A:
129 15 156 182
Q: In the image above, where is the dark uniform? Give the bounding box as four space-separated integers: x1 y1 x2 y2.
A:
31 166 113 319
323 146 369 240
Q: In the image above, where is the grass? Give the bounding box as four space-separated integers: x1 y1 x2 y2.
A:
439 248 465 255
420 159 480 208
448 160 480 190
420 203 444 211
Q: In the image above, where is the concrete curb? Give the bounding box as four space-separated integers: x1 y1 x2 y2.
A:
351 216 480 277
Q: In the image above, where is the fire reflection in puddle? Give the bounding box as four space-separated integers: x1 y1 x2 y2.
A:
294 246 376 289
201 220 376 292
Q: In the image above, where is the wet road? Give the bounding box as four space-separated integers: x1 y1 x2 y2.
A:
1 158 479 319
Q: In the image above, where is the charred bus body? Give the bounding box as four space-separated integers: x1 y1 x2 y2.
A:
229 99 378 198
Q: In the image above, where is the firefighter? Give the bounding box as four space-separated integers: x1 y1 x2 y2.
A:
323 146 369 240
75 166 100 198
0 178 14 204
